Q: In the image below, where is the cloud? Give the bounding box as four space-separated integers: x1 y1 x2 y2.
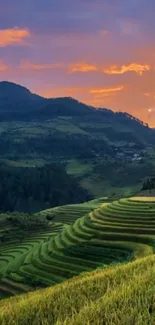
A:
19 60 98 74
0 28 30 47
90 85 124 95
103 63 150 76
68 61 98 73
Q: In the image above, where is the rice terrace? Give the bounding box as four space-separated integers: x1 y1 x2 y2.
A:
1 195 155 324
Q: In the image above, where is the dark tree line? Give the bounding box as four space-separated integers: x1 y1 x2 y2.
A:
142 177 155 193
0 163 91 213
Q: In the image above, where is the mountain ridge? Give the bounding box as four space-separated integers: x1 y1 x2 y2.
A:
0 81 148 127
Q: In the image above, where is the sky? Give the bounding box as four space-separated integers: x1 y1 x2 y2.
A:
0 0 155 126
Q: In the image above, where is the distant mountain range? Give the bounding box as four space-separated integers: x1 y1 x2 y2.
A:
0 81 153 146
0 81 149 123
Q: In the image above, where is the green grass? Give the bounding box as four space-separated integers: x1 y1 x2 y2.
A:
36 197 107 224
66 159 93 177
80 176 140 197
53 120 89 135
1 255 155 324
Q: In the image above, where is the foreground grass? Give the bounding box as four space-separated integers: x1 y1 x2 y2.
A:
1 254 155 324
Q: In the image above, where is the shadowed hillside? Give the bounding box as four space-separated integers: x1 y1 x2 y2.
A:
0 163 90 213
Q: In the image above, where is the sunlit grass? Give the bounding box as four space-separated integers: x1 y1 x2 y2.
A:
1 255 155 324
130 196 155 201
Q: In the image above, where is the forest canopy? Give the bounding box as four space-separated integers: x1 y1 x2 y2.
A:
0 163 91 213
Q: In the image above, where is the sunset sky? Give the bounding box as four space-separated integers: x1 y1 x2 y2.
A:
0 0 155 125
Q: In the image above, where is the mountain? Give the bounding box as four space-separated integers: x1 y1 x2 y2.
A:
0 81 148 120
0 81 44 102
0 81 155 197
0 81 149 121
0 81 153 143
0 81 45 116
40 97 97 117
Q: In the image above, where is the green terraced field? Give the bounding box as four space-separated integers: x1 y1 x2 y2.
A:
36 197 108 224
1 196 155 300
0 198 105 298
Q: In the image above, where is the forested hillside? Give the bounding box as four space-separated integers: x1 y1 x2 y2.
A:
0 163 90 212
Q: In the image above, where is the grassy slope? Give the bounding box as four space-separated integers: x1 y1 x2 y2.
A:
1 196 155 316
0 254 155 324
36 197 108 223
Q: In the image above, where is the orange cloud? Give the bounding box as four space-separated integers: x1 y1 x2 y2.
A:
103 63 150 76
0 60 9 72
19 60 98 74
39 85 124 106
20 61 64 70
34 78 155 126
68 61 98 73
90 85 124 95
0 28 30 47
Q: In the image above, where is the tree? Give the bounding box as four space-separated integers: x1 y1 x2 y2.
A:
142 177 155 194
